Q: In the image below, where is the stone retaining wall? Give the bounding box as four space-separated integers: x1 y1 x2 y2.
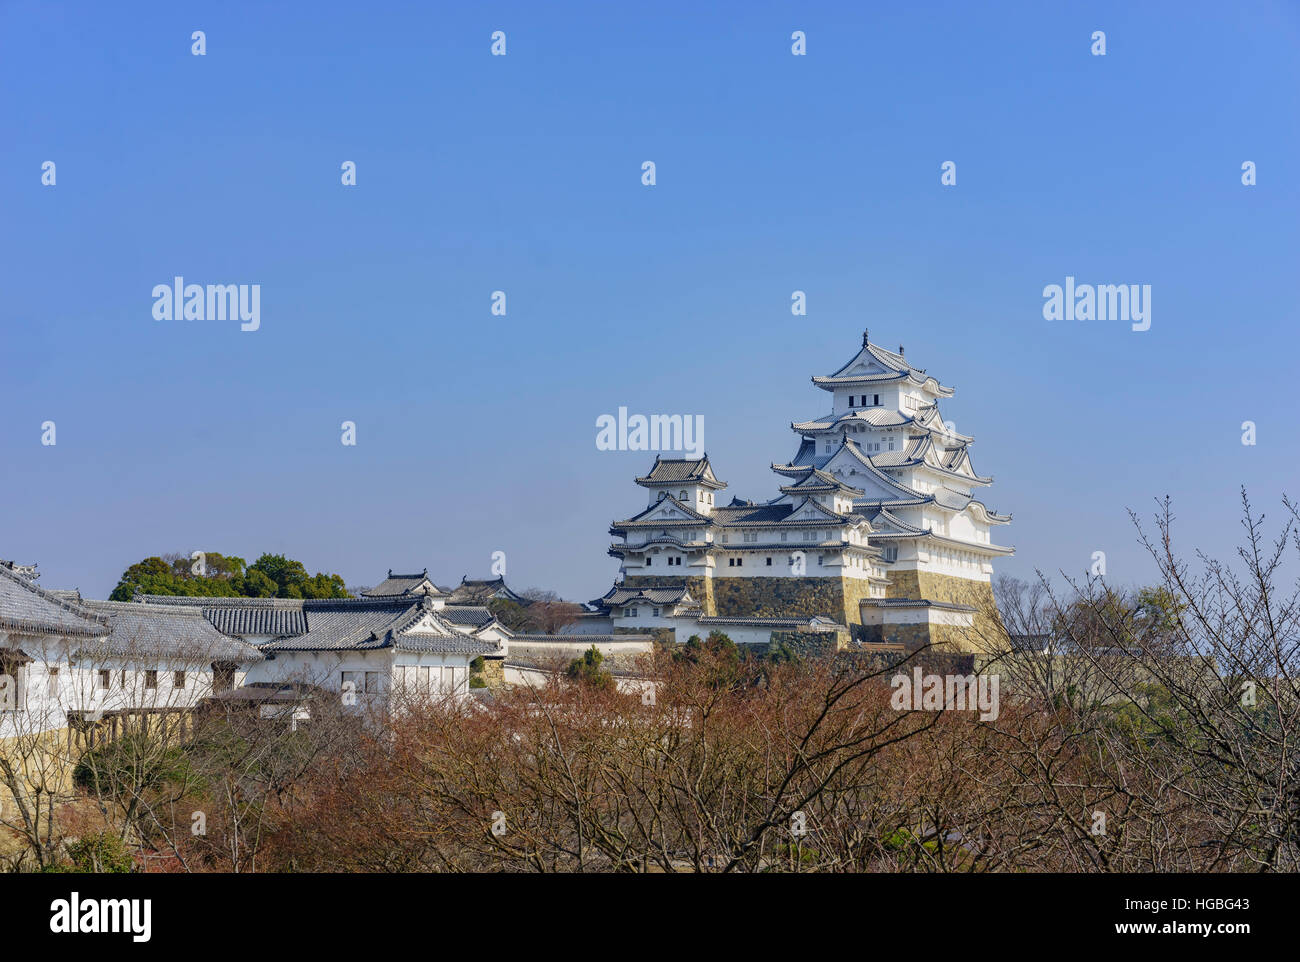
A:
884 571 1004 650
768 628 848 659
859 619 988 654
475 657 506 690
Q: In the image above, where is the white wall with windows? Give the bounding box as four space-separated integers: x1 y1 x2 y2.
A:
1 632 244 738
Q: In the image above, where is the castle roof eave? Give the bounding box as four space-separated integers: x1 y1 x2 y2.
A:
866 530 1015 556
811 372 954 397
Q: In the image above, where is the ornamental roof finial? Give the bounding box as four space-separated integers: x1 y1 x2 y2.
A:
899 344 905 357
862 328 870 346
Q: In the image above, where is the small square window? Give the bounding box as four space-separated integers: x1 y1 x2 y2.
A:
144 670 157 689
174 671 186 689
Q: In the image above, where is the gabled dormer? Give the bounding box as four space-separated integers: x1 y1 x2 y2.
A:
778 468 864 515
784 496 851 524
363 568 448 607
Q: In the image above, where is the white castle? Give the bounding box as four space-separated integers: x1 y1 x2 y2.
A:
599 329 1013 651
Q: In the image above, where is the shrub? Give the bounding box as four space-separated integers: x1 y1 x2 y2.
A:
65 832 134 873
566 645 614 690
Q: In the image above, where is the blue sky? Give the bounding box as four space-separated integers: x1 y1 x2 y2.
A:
2 0 1297 601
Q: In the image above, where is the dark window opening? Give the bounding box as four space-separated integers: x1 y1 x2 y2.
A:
212 662 235 693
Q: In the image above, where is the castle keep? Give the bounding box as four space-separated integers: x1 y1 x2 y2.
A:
602 330 1013 652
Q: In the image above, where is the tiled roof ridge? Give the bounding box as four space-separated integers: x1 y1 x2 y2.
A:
388 567 428 578
136 593 409 610
0 563 108 631
82 598 209 617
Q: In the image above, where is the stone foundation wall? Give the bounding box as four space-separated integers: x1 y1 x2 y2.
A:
839 649 977 676
857 620 994 654
838 578 878 644
711 577 848 620
769 628 849 659
883 623 934 653
884 570 1004 651
625 573 869 623
475 657 506 690
619 569 1007 655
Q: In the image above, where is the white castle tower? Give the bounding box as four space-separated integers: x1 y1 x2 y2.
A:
777 329 1013 646
608 329 1013 651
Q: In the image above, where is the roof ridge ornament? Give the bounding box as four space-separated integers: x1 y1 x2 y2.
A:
862 328 869 346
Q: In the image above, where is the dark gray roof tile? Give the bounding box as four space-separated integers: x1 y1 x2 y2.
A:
77 600 263 662
0 564 107 638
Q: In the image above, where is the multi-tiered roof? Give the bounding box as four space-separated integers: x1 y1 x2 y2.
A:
779 330 1013 557
609 451 886 579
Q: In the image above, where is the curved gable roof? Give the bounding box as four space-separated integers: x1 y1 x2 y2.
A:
635 456 727 489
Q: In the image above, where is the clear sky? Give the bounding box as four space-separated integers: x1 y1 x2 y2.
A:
2 0 1297 602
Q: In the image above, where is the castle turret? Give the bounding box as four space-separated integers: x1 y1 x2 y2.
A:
634 456 726 515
